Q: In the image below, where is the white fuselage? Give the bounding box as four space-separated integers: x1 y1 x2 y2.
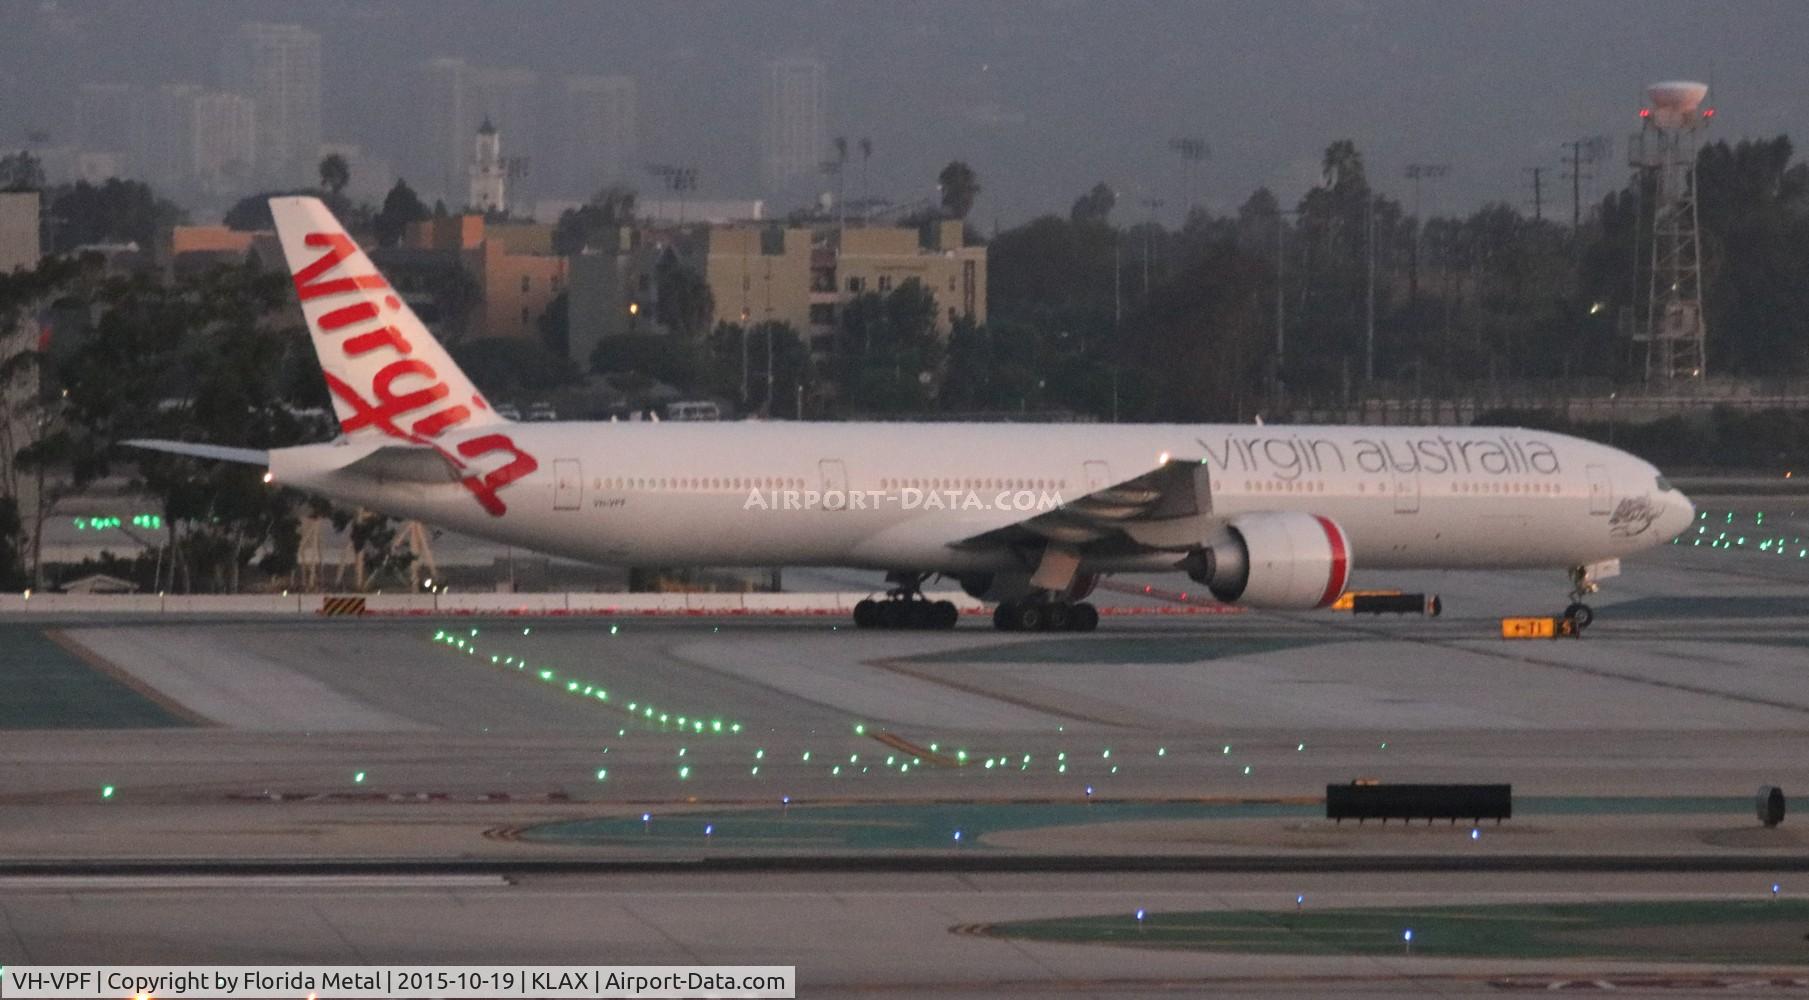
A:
270 421 1695 576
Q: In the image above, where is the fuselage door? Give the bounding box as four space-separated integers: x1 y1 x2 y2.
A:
1392 467 1420 514
1587 464 1613 515
553 458 582 511
1083 460 1112 492
819 459 849 510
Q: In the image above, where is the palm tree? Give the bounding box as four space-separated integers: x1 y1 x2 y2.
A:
318 154 351 198
938 160 980 220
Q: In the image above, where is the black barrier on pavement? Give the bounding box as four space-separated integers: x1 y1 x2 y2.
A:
1351 593 1433 616
1327 782 1512 824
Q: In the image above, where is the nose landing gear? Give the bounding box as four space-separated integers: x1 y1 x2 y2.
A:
1563 565 1598 633
852 571 959 630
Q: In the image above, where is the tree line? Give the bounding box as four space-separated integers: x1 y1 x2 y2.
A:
4 137 1808 589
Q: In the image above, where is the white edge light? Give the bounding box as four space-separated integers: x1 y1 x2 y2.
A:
262 470 274 484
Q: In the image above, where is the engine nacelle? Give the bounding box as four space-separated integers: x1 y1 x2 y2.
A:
1184 512 1351 609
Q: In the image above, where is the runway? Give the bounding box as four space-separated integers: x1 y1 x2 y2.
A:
2 498 1807 993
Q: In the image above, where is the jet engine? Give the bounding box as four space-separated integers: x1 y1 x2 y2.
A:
1183 512 1351 609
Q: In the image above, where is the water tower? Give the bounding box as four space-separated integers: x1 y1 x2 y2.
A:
1630 80 1712 381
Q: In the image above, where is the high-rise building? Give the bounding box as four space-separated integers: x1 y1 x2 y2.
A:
0 191 40 274
220 22 321 186
74 83 138 168
412 57 470 204
759 57 826 193
138 84 203 194
562 75 636 199
191 91 257 196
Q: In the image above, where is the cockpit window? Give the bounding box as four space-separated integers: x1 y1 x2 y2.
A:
1654 475 1674 492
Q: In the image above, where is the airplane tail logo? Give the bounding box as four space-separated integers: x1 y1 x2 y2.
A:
269 197 537 516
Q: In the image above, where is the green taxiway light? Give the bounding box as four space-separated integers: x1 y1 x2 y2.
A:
101 785 115 799
854 724 866 735
678 766 690 779
595 769 607 781
539 670 554 681
801 751 812 761
353 771 366 783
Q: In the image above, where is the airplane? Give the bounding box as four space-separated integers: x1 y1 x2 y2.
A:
127 197 1696 633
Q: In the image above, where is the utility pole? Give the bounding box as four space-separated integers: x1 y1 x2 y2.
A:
1365 195 1376 383
645 163 698 223
1138 197 1163 298
1403 163 1450 303
1525 165 1546 222
1167 137 1208 218
1561 136 1610 229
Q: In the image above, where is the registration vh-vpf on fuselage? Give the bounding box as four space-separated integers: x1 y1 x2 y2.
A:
127 197 1695 633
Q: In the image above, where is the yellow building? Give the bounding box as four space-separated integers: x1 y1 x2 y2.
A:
563 218 987 364
830 220 985 333
403 215 566 340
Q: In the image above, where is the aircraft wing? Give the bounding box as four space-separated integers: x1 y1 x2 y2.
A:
121 439 269 466
953 458 1216 554
336 445 463 484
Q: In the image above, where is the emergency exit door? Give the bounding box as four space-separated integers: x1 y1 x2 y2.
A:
553 459 582 510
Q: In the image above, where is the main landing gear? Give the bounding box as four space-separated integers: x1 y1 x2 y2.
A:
853 571 959 630
992 598 1101 632
1563 565 1597 633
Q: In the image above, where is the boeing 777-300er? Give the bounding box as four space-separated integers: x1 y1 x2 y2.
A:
127 198 1695 632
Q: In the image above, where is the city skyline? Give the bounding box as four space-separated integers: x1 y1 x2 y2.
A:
1 1 1805 225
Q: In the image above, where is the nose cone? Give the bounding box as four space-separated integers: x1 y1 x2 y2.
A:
1664 488 1697 540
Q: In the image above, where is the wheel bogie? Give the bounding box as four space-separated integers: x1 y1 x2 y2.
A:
991 600 1099 632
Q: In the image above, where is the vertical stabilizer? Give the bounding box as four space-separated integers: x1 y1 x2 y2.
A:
268 196 506 443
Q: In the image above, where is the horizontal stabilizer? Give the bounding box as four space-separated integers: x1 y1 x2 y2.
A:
122 439 269 466
337 445 462 484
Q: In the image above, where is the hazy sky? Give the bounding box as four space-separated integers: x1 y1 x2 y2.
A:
2 0 1803 226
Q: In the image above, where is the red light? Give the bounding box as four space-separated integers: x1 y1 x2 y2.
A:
1639 108 1651 118
1703 108 1716 118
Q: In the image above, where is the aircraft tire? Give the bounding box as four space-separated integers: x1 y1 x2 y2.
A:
1564 602 1594 630
931 600 959 629
853 599 878 628
1013 602 1045 632
1044 602 1072 631
993 602 1018 631
1071 602 1100 632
